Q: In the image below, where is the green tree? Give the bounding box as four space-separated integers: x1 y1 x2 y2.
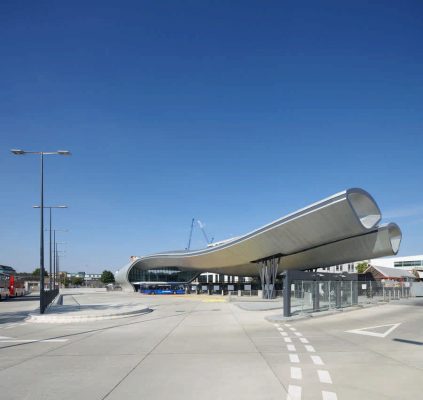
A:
101 270 115 284
356 262 369 274
59 273 70 288
32 268 48 277
71 276 84 286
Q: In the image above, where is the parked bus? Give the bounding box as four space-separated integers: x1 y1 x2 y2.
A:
8 275 25 297
0 273 10 300
140 284 185 295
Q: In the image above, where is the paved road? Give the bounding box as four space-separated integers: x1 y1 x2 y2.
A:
0 290 422 400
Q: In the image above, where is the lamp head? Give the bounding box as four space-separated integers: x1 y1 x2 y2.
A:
57 150 71 156
11 149 25 155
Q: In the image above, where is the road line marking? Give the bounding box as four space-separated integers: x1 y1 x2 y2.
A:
0 336 12 339
274 323 280 328
281 332 288 336
287 384 301 400
278 327 284 331
290 327 297 331
4 324 19 330
0 339 68 343
322 391 337 400
299 338 309 343
345 323 401 338
284 337 292 343
285 324 291 327
291 366 302 380
289 354 300 363
287 344 296 351
294 332 303 337
311 355 324 366
317 370 332 384
305 345 315 352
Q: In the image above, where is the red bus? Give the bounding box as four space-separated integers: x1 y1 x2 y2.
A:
8 275 25 297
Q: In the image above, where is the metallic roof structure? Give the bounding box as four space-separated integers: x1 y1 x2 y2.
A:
116 188 401 290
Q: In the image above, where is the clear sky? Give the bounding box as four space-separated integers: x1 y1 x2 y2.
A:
1 1 422 273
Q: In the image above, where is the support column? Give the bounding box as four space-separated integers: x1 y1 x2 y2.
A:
283 270 291 318
335 280 342 308
258 257 279 299
313 280 320 311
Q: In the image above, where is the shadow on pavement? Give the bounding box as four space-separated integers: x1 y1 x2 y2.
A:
393 338 423 346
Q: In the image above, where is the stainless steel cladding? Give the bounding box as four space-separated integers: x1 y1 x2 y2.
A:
115 188 401 290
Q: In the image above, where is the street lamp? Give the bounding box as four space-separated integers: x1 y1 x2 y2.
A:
34 206 68 289
55 242 67 288
52 230 68 289
11 149 71 313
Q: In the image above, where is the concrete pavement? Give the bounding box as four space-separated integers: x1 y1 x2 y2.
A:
0 290 422 399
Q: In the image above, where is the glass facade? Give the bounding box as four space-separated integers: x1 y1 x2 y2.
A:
128 266 199 283
394 260 422 268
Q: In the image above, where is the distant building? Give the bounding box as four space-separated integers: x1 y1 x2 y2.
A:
369 254 423 270
0 265 16 275
361 265 415 282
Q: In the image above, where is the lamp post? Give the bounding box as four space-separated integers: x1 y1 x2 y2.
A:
52 231 68 289
34 206 67 289
55 243 66 288
11 149 71 313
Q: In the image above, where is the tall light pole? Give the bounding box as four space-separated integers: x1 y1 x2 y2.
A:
55 242 66 288
11 149 71 313
34 206 68 289
52 230 68 289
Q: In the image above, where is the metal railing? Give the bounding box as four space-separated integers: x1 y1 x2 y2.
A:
290 280 413 315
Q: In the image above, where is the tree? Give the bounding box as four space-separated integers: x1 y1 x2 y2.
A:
101 270 115 284
59 272 70 288
71 276 84 286
32 268 48 277
356 261 369 274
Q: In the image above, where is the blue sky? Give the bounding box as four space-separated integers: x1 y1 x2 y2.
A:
1 1 422 272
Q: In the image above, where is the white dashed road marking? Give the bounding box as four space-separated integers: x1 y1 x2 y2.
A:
322 391 338 400
317 370 332 384
274 324 337 400
290 366 302 380
311 355 324 366
305 345 315 352
287 384 302 400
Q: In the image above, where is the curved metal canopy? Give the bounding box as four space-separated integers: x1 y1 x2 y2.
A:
115 188 401 289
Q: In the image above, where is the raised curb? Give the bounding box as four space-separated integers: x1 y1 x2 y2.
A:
26 305 152 323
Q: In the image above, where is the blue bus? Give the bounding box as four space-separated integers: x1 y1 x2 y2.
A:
140 284 185 295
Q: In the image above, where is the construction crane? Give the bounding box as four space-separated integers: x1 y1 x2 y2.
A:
197 220 214 245
186 218 195 250
186 218 214 250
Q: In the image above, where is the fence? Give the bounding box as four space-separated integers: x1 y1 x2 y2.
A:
290 280 412 315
